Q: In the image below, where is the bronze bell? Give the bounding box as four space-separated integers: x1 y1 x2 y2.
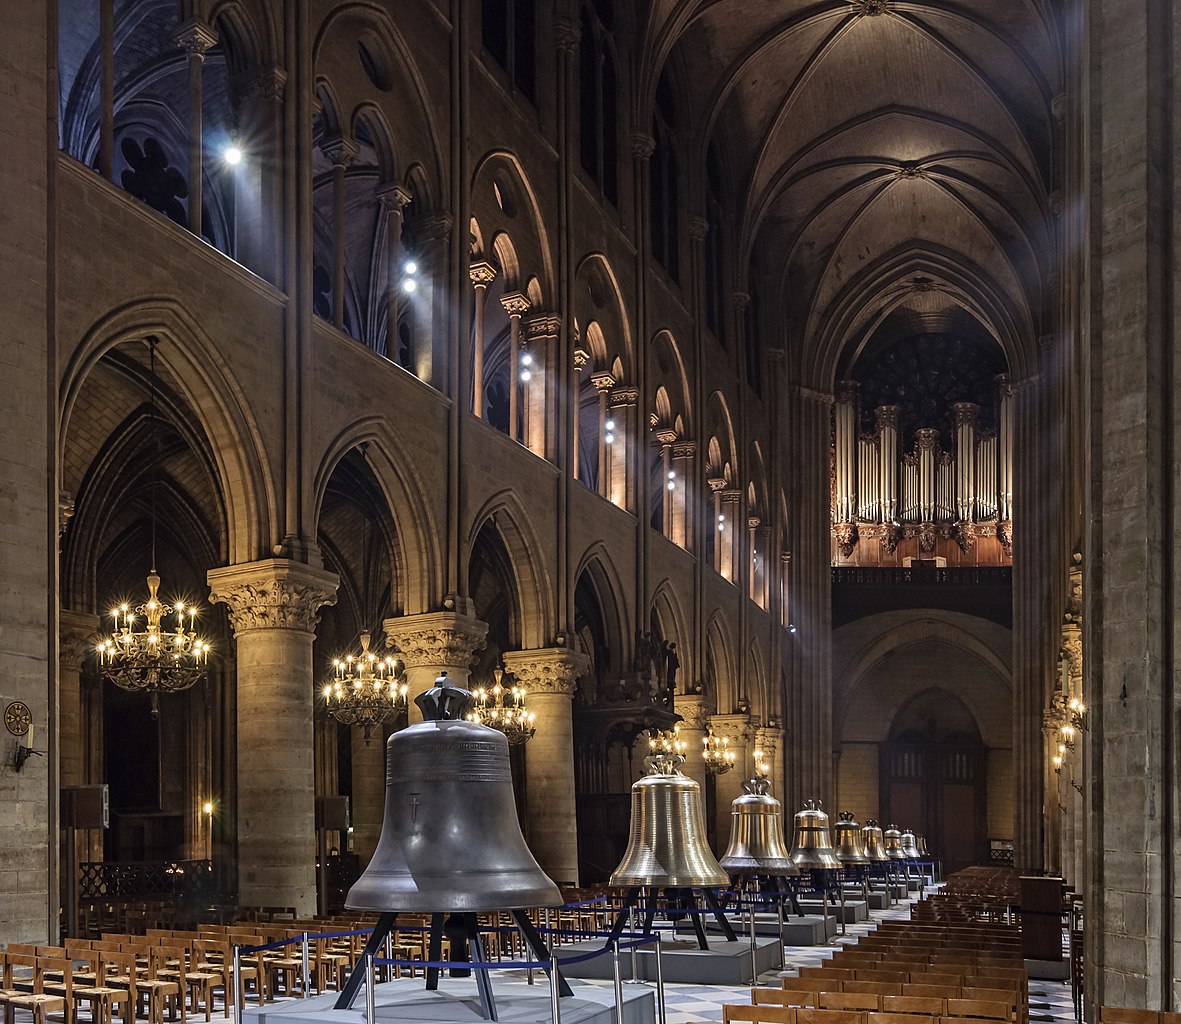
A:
345 675 562 913
883 824 907 860
901 828 921 859
860 819 889 862
610 743 729 887
917 834 930 857
789 799 841 870
719 776 800 876
833 811 870 865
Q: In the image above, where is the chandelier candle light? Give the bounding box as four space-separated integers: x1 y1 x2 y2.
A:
467 665 536 745
703 727 736 775
322 632 408 744
95 338 211 717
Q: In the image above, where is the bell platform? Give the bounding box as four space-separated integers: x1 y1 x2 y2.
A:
554 934 783 985
682 914 838 945
243 974 655 1024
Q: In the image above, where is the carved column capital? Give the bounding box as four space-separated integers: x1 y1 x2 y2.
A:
609 386 639 408
709 712 753 746
590 370 617 393
502 648 590 697
630 131 655 160
207 559 339 637
875 405 900 431
470 260 498 288
754 725 782 760
674 693 709 731
60 609 101 672
952 402 981 428
653 427 678 447
59 492 76 537
688 215 709 241
377 182 414 214
574 348 592 371
173 18 218 58
672 440 697 460
526 312 562 342
231 65 288 103
501 291 531 317
322 135 359 169
382 611 489 672
410 210 454 242
554 17 581 52
835 379 860 404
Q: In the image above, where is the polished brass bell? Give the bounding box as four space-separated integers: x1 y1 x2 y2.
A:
610 745 729 887
860 819 889 862
833 811 869 865
719 776 799 876
901 828 921 859
883 824 907 861
346 675 562 913
789 799 841 870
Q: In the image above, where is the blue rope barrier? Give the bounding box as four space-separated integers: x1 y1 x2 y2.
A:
367 934 658 973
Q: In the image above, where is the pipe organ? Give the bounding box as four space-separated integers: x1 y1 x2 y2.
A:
832 378 1014 561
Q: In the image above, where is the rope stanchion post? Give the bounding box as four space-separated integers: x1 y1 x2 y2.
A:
627 906 640 984
837 876 847 936
611 940 625 1021
383 930 394 984
232 945 242 1024
549 957 562 1024
301 931 310 998
364 952 376 1024
776 901 785 968
653 933 667 1024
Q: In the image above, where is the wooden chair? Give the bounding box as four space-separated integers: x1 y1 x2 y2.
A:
868 1014 938 1024
757 990 817 1009
942 998 1012 1023
1097 1010 1161 1024
821 994 882 1012
71 951 136 1024
856 970 909 985
882 995 947 1017
724 1005 798 1024
904 986 957 1001
136 946 185 1024
842 983 902 996
5 957 73 1024
795 1009 868 1024
801 967 856 983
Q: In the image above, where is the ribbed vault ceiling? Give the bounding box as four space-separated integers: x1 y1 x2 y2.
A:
645 0 1059 382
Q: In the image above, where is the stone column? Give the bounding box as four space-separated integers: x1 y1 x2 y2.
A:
591 370 616 497
654 428 677 537
608 387 638 511
379 183 412 361
59 610 99 791
501 292 530 442
525 312 561 459
207 559 338 916
470 261 498 418
350 725 385 867
709 713 752 851
173 19 217 239
721 489 741 582
322 137 358 330
382 611 488 724
502 647 589 886
671 441 696 550
673 693 709 793
572 348 590 481
755 725 786 798
709 478 727 572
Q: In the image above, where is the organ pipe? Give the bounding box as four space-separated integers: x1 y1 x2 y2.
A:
834 381 858 522
876 405 899 523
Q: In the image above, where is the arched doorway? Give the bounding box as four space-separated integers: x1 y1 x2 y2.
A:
879 689 987 874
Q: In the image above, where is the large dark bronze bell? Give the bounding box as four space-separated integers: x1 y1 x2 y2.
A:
610 744 729 887
860 819 889 862
345 675 562 913
833 811 870 865
719 776 799 876
788 800 841 870
883 824 907 861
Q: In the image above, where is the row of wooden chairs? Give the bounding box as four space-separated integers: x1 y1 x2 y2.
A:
1099 1011 1181 1024
723 1006 1013 1024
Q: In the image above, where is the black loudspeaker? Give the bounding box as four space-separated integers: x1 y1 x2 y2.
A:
315 795 350 831
62 784 109 829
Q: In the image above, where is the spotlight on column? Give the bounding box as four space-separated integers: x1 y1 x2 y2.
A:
788 623 798 634
404 260 418 276
605 432 615 444
520 369 532 382
402 278 418 293
521 353 533 367
222 143 243 166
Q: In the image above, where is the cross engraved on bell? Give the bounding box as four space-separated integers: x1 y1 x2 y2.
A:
409 794 420 824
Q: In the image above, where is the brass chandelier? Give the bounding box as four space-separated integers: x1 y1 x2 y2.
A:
322 632 408 743
703 727 736 775
467 665 536 745
95 339 211 718
646 723 687 772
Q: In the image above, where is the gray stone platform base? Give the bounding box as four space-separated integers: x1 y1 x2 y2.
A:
797 898 868 923
1024 958 1070 981
861 890 889 910
682 914 836 946
242 975 655 1024
554 935 782 985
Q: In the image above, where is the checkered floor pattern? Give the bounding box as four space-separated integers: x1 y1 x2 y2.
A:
565 893 1078 1024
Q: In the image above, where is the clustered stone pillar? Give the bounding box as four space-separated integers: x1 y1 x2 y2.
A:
501 292 530 442
383 611 489 725
572 348 590 480
590 370 615 497
708 712 752 851
379 183 412 361
470 261 498 419
673 693 709 794
502 647 589 887
323 137 358 330
207 559 338 916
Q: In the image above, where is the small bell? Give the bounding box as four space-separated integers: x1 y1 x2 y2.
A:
610 743 729 887
788 799 841 870
917 834 930 857
883 824 907 861
833 811 870 865
860 819 890 862
901 828 921 859
719 776 799 876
